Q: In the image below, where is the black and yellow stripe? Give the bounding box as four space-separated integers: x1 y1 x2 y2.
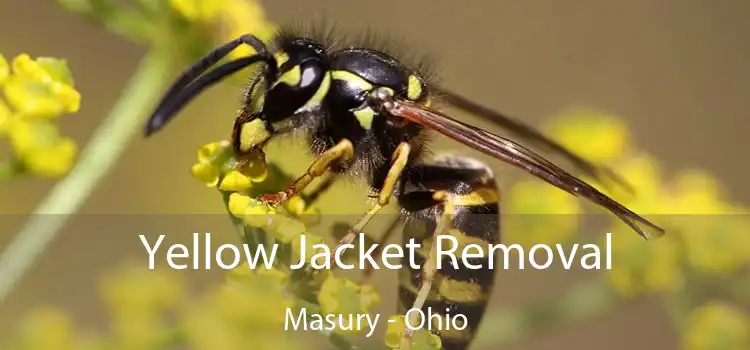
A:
398 157 500 350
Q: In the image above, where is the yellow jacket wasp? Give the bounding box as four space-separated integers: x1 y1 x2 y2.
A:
144 24 665 350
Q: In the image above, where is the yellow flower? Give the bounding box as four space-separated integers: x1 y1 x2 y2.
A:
283 195 322 226
190 141 267 189
0 54 8 84
594 153 670 239
197 141 226 163
100 264 185 318
679 208 750 273
110 312 165 350
24 136 77 178
12 308 78 350
504 179 582 247
211 274 293 327
316 276 381 335
604 226 683 297
318 276 381 314
215 0 277 60
544 107 630 164
219 169 253 191
227 265 290 286
667 170 727 215
4 54 80 118
190 162 220 186
255 266 291 285
183 271 300 350
7 118 78 178
684 301 749 350
100 266 185 349
169 0 228 22
271 215 307 244
227 192 276 227
0 98 11 135
169 0 277 61
191 141 229 187
291 231 326 264
582 153 665 211
384 315 442 350
284 196 308 216
660 170 750 272
227 192 252 216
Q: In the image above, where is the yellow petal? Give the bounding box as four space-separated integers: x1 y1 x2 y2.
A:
270 217 306 243
18 308 77 350
384 315 407 348
0 99 11 135
684 301 749 350
545 108 631 163
668 170 724 214
218 170 252 191
242 202 275 227
196 141 226 163
291 232 325 263
169 0 227 22
360 284 381 311
507 180 581 215
219 0 277 60
12 53 51 82
3 76 69 118
8 118 61 155
227 192 252 216
255 266 290 286
190 162 220 186
283 196 307 216
24 137 78 178
50 82 81 113
0 54 8 85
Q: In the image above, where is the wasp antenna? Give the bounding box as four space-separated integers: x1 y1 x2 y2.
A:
145 35 274 136
145 56 272 136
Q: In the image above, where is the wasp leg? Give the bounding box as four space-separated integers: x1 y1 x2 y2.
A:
330 142 412 260
400 192 454 350
259 139 354 205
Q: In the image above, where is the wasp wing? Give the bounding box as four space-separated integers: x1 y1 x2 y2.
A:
385 98 665 239
435 88 632 193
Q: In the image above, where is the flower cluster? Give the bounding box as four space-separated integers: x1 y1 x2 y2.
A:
188 140 388 345
0 53 80 179
517 107 750 297
540 107 750 349
169 0 277 54
182 266 301 350
684 301 749 350
57 0 277 69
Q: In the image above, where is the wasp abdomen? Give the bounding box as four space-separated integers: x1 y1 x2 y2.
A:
398 155 500 350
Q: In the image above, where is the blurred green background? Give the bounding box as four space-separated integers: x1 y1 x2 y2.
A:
1 0 749 349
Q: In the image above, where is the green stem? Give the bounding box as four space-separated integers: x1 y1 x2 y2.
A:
0 49 174 303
